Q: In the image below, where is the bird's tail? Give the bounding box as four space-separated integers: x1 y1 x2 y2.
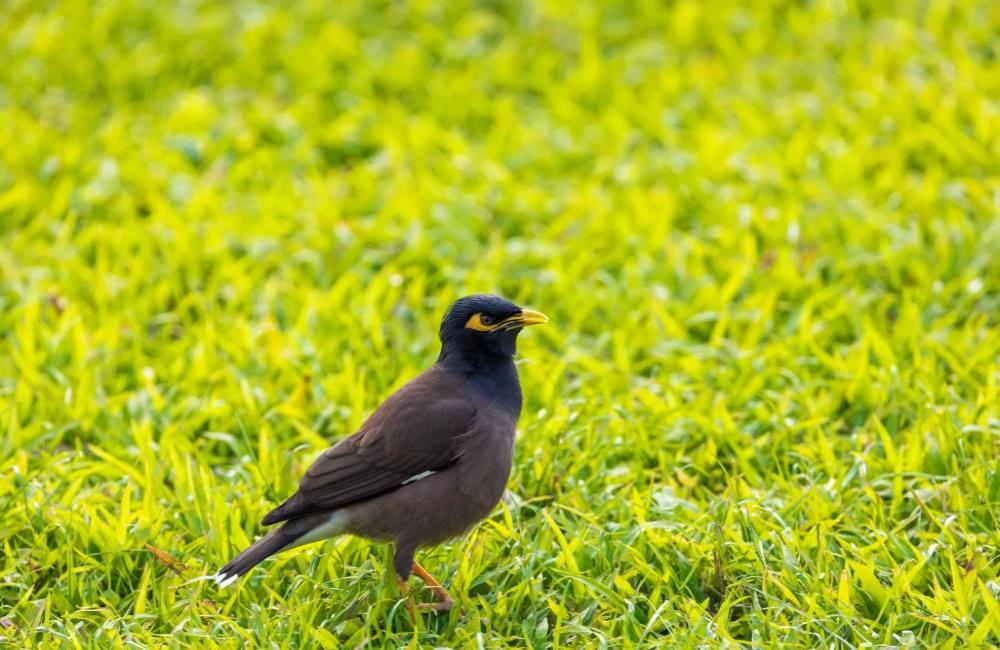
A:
214 528 296 588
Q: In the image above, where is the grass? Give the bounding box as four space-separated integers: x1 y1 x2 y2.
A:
1 0 998 646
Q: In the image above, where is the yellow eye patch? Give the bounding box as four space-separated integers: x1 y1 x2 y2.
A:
464 313 497 331
464 309 547 332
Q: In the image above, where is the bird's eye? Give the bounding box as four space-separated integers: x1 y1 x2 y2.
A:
479 314 495 326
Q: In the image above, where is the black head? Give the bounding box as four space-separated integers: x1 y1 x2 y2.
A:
437 294 548 369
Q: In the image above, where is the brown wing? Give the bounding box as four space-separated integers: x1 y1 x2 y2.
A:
261 371 475 525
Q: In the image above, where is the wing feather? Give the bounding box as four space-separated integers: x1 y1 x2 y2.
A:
261 370 475 524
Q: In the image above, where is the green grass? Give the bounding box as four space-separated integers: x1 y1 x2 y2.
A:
1 0 999 647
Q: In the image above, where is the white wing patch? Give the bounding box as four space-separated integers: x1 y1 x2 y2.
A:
401 470 436 485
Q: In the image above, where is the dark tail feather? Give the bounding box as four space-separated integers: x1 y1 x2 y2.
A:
214 528 295 587
261 492 311 526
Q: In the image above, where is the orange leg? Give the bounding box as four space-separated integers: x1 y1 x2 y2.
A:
396 576 417 619
411 562 454 613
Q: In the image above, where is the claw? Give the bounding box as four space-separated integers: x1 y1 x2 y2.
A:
416 597 454 613
398 562 458 616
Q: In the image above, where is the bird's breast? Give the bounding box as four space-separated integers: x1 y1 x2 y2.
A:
456 410 517 507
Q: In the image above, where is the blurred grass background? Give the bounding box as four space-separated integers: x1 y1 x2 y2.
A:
1 0 998 647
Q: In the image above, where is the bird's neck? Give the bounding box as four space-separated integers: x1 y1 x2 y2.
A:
437 352 523 416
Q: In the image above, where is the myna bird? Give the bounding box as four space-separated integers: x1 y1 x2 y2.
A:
214 294 548 613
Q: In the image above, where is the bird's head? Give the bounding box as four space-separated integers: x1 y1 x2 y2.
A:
438 294 548 366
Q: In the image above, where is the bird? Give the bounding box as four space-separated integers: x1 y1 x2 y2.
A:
214 294 548 613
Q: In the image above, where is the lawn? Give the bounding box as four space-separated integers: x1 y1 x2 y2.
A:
1 0 998 647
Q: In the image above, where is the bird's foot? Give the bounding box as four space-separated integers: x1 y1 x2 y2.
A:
397 562 461 616
416 597 454 613
412 561 457 614
396 577 418 620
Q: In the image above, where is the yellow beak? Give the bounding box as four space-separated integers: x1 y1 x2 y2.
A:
496 308 549 330
516 309 549 326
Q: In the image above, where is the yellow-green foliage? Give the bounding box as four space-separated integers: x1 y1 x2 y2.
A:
2 0 998 647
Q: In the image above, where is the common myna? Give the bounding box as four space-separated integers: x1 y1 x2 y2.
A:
214 295 548 613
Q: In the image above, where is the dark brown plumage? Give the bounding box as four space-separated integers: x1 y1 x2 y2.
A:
214 294 547 612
